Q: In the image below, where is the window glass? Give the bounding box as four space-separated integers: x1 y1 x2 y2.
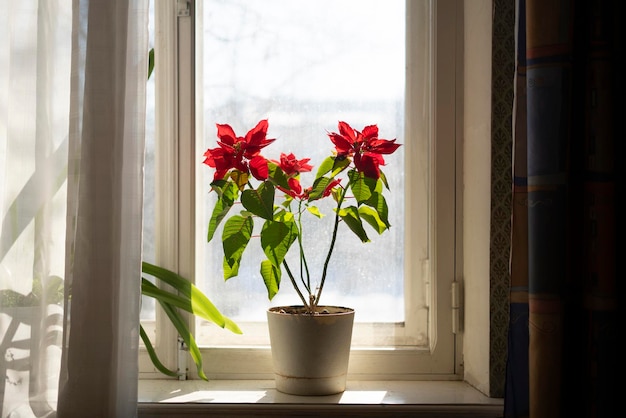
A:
195 0 406 343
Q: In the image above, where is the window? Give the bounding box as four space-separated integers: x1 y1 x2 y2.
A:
196 0 406 340
140 0 462 381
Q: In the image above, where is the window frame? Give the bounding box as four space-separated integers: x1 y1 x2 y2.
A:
139 0 464 381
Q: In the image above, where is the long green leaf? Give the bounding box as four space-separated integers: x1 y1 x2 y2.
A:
157 297 208 381
141 263 242 334
140 325 180 378
141 262 246 381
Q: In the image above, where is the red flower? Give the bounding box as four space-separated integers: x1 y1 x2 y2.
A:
272 153 313 199
328 121 401 179
276 178 307 199
273 152 313 176
322 178 342 197
202 119 275 181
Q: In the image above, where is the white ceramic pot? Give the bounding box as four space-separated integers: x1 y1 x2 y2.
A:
267 305 355 396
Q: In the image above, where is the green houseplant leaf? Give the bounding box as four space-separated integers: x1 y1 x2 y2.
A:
337 206 370 243
140 326 179 378
308 176 335 201
259 219 299 299
363 189 391 230
358 206 388 234
222 215 254 279
207 180 239 242
241 182 275 220
140 261 242 380
348 169 377 205
315 155 350 178
260 259 281 300
148 279 208 380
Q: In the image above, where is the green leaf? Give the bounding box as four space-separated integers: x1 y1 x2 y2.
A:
207 180 239 242
141 279 223 332
260 220 298 268
306 205 324 218
308 176 332 201
268 162 291 189
379 169 390 190
364 191 390 228
141 263 242 334
141 274 208 379
315 156 336 178
316 155 350 179
241 182 275 220
140 325 180 378
140 261 244 381
259 219 297 300
148 48 155 80
222 215 254 279
158 296 208 380
223 317 242 335
229 170 249 190
338 206 370 242
348 170 376 205
280 195 294 208
260 259 280 300
274 210 295 223
358 206 388 234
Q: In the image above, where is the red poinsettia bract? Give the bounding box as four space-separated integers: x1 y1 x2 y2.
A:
202 119 275 181
328 121 401 179
271 152 314 199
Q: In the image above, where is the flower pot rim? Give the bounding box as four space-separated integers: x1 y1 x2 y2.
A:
268 305 354 316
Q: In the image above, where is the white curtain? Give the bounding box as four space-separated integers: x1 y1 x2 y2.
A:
0 1 148 417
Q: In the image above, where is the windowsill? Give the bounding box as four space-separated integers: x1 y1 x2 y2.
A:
138 379 504 417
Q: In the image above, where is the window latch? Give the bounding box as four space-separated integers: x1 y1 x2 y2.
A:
451 281 461 334
177 336 188 380
177 0 190 17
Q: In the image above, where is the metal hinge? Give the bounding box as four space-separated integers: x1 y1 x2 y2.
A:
177 336 188 380
177 0 190 17
451 281 461 334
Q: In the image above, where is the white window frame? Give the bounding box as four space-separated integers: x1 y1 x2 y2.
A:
139 0 463 381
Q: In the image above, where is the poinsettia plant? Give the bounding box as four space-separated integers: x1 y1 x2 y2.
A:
202 119 401 313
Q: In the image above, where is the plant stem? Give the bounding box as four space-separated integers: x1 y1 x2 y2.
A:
314 185 348 307
296 200 311 294
282 260 310 309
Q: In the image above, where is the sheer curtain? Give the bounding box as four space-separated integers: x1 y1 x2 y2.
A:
1 1 148 417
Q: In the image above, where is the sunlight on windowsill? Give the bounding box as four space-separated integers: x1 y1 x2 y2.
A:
138 379 503 417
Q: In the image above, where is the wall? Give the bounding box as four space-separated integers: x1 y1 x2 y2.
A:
462 0 494 397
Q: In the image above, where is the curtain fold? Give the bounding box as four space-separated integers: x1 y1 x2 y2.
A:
505 0 619 417
0 0 148 417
